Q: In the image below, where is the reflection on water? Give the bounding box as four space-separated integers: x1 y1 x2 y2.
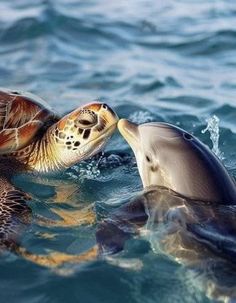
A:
0 0 236 303
97 186 236 302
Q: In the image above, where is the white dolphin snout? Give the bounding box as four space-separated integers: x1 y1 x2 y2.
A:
118 119 150 188
117 119 140 151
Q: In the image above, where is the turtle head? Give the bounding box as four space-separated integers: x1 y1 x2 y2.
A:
52 102 118 169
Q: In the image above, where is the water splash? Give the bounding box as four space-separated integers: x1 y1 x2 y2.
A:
202 115 224 160
66 154 103 181
129 111 155 124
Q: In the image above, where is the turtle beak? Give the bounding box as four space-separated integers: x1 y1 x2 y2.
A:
118 119 140 151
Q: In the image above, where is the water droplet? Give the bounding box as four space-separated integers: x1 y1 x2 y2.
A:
202 115 224 160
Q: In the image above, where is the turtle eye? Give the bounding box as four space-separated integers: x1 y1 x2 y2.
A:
79 119 92 126
11 91 20 95
102 104 108 110
76 110 98 129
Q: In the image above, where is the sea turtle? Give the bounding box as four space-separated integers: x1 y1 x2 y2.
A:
0 88 118 265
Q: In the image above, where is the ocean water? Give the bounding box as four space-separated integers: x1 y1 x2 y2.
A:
0 0 236 302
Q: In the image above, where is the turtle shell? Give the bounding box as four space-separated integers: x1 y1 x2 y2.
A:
0 88 57 154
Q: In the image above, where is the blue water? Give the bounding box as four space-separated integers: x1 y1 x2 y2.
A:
1 0 236 302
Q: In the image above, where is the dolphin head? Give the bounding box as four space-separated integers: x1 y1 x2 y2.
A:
118 119 188 189
118 119 236 203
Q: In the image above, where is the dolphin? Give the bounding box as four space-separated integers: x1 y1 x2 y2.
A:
95 119 236 302
117 119 236 204
96 119 236 259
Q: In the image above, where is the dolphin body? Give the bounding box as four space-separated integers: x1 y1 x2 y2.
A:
95 119 236 302
114 119 236 259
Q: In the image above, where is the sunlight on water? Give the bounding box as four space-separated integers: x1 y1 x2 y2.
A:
141 195 174 256
202 115 224 160
106 256 143 270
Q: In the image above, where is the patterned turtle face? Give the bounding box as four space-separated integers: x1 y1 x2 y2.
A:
53 102 118 167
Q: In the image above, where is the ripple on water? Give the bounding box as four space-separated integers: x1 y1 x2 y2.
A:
0 0 236 303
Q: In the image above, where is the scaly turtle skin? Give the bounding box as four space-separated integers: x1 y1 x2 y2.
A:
0 88 118 263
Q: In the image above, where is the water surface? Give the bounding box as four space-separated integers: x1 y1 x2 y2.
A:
0 1 236 302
